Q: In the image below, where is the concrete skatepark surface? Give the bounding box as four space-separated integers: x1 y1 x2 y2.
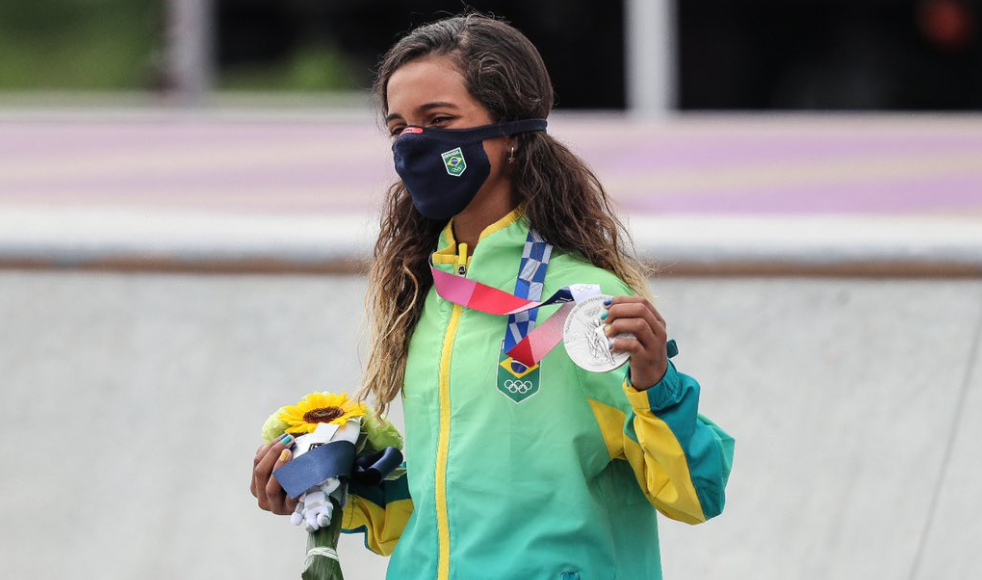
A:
1 271 980 580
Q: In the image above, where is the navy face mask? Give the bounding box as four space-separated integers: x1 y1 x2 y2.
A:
392 118 548 220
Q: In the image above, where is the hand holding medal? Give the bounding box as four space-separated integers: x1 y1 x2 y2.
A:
599 296 670 390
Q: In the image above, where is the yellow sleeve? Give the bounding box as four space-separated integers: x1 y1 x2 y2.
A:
341 473 414 556
586 346 734 524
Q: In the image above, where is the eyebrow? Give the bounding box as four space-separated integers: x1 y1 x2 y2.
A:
385 101 459 124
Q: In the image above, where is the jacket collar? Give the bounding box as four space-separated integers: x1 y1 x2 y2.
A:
431 206 529 288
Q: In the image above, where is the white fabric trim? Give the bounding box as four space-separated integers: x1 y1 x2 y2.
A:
304 546 340 569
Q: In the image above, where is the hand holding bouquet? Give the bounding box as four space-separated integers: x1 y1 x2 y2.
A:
261 392 404 580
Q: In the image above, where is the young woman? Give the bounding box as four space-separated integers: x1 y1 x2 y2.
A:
253 14 734 580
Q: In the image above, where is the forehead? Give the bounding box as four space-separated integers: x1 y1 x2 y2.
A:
386 55 471 114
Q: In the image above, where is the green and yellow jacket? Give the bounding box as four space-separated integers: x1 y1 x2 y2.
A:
343 208 734 580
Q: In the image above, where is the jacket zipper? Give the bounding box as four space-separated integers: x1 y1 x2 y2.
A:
456 242 468 276
435 242 467 580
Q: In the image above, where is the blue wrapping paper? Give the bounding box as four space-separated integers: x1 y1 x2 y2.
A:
274 441 356 499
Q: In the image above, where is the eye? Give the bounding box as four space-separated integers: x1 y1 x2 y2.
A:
389 125 406 138
429 115 453 127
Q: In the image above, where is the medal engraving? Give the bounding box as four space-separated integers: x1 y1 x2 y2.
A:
563 295 632 372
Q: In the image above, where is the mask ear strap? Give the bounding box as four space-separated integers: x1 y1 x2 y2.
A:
498 118 549 136
417 118 549 143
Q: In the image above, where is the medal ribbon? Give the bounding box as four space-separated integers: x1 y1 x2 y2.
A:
430 259 601 367
504 229 553 352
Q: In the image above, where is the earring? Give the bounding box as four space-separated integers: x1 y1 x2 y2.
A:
508 145 516 164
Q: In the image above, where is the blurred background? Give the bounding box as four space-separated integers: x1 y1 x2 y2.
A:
1 1 981 579
3 0 982 109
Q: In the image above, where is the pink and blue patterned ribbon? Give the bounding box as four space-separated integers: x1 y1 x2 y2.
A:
430 251 600 366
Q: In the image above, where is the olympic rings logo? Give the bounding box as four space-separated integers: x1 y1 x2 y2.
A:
503 379 534 394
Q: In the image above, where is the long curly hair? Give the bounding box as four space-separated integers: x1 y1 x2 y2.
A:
359 14 649 415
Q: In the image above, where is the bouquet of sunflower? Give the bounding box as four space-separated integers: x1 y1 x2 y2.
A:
262 392 404 580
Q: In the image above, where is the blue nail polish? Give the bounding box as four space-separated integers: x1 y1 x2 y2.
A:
280 434 293 445
603 298 612 306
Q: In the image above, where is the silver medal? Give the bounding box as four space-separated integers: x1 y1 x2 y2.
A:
563 295 633 373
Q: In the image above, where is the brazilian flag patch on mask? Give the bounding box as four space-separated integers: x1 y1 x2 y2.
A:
496 348 540 403
441 147 467 177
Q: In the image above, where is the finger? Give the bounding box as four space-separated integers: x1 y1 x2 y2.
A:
648 302 666 326
251 442 272 498
608 295 665 325
606 295 645 308
265 447 294 514
255 434 294 511
605 317 659 352
253 445 274 503
609 335 646 356
267 446 300 515
603 302 664 338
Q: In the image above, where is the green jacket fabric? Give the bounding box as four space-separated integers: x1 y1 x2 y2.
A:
343 208 735 580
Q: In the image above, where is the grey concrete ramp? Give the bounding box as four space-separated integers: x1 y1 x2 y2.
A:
912 312 982 580
653 279 982 580
1 272 981 580
0 272 389 580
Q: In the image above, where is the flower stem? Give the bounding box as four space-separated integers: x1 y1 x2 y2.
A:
302 496 344 580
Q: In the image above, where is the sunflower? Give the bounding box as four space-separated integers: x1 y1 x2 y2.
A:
278 392 368 435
